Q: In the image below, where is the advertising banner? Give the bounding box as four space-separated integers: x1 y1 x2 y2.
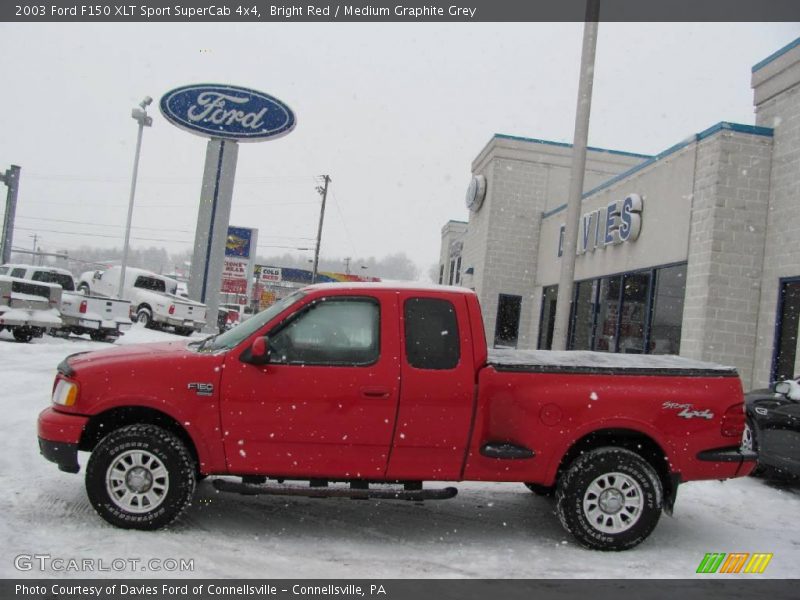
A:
222 226 258 297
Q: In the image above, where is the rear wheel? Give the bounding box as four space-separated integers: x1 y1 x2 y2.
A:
174 327 194 337
136 307 153 329
12 327 34 343
85 424 196 530
555 447 663 551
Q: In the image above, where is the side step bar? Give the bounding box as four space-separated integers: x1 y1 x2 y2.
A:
212 479 458 501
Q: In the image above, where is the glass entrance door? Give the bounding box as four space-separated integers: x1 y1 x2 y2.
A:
773 278 800 382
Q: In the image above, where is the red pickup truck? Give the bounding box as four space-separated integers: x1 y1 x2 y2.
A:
38 283 755 550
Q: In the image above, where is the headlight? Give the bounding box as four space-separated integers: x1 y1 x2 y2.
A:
52 379 78 406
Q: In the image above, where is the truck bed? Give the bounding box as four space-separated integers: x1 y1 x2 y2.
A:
488 349 737 377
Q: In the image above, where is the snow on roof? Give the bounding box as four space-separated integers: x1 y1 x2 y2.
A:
489 349 736 373
302 281 477 295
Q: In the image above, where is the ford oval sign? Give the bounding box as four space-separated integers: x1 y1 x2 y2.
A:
160 84 296 142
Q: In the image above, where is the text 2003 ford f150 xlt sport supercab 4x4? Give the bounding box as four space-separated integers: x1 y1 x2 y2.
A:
38 284 755 550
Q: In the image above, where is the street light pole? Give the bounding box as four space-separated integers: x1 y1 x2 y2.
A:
551 1 600 350
118 96 153 299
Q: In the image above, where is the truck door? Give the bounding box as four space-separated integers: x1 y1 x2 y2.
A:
220 293 401 479
385 293 477 481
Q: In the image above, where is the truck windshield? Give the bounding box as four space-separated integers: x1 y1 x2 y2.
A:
196 291 306 352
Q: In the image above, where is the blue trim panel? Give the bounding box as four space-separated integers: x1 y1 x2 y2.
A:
542 122 774 220
752 37 800 73
202 141 226 302
493 133 653 160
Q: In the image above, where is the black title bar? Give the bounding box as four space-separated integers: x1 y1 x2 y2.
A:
3 0 800 22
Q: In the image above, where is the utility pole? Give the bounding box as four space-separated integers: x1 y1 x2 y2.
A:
551 0 600 351
344 257 351 275
0 165 21 264
311 175 330 284
30 233 39 265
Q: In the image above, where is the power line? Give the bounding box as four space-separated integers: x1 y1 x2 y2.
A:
15 215 317 241
330 189 358 258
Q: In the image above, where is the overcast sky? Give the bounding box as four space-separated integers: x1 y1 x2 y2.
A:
0 22 798 275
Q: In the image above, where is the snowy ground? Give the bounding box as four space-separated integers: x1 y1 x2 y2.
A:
1 326 798 579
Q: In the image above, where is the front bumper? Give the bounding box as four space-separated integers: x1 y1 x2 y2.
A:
37 407 88 473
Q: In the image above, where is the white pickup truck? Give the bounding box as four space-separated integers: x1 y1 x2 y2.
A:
1 264 132 341
0 271 63 342
78 266 207 336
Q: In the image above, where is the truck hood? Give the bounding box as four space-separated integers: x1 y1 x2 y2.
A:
65 341 194 373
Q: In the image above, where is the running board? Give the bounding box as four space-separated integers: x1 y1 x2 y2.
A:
212 479 458 501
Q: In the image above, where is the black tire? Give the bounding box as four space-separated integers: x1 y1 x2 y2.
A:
12 327 34 343
85 424 196 530
174 327 194 337
524 482 554 497
136 307 153 329
555 447 663 551
89 331 109 342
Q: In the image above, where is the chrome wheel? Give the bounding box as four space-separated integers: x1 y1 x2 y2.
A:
582 471 643 534
742 422 754 452
106 449 169 514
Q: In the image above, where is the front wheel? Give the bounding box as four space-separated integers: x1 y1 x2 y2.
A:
555 447 663 551
85 424 196 530
742 418 764 477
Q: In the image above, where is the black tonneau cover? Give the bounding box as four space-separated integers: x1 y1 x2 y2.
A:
488 349 738 378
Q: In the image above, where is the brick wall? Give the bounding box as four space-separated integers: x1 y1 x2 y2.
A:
681 130 773 388
752 80 800 386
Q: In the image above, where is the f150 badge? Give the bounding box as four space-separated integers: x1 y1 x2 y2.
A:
662 402 714 420
188 383 214 397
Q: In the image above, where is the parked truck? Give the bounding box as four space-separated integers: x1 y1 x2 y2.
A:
38 283 755 550
78 266 206 335
2 264 132 342
0 274 62 342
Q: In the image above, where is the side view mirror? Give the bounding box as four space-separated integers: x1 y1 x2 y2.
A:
242 336 270 365
774 381 792 395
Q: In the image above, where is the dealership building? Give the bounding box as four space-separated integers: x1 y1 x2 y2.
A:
439 37 800 389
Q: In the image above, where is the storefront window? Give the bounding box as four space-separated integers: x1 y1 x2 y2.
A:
538 285 558 349
618 272 651 354
570 280 596 350
593 276 621 352
558 262 687 356
649 264 687 355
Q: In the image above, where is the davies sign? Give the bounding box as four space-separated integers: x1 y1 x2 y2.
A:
160 84 296 142
558 194 643 257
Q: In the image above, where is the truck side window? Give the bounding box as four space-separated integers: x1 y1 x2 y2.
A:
404 297 460 370
134 276 166 293
268 298 380 366
11 268 26 278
